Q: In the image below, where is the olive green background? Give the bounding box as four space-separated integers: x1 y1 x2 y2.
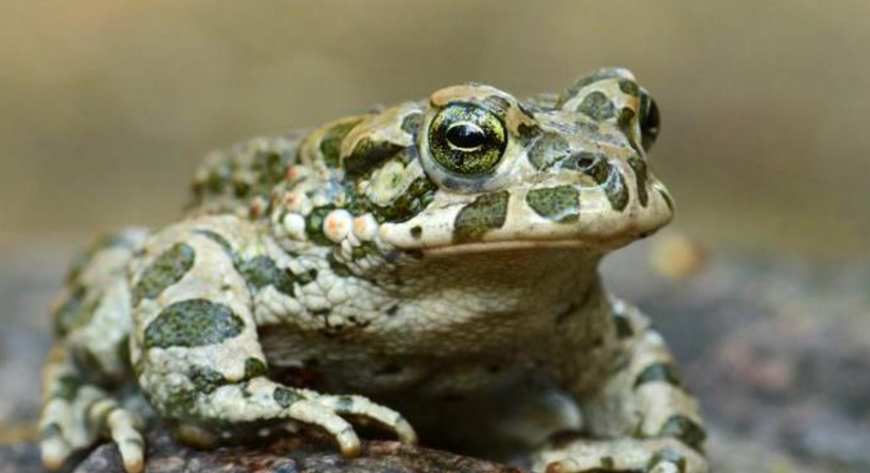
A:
1 0 868 260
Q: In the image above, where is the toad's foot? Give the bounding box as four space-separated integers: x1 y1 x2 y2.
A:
168 379 417 459
40 345 146 473
533 436 707 473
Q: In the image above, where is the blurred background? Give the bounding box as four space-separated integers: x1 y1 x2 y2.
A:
0 1 868 473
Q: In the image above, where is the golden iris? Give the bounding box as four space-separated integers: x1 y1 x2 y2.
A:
428 103 507 175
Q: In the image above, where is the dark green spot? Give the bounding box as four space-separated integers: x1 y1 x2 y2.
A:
617 107 636 129
400 113 422 136
133 243 195 306
516 122 543 146
53 374 84 401
54 286 98 336
658 415 707 452
206 164 232 194
233 180 252 199
618 79 640 96
194 230 235 259
628 157 649 206
238 256 296 296
295 269 318 285
526 185 580 223
320 119 362 168
328 253 353 277
332 396 355 413
244 358 267 379
577 91 616 121
351 241 381 260
635 363 683 388
454 191 509 243
144 299 245 349
528 132 570 170
410 226 423 239
41 422 62 438
371 177 437 223
189 366 228 394
305 205 337 245
273 387 303 408
344 138 404 179
614 313 634 339
561 69 625 104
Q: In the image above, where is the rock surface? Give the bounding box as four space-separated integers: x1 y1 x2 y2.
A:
1 429 521 473
1 238 868 472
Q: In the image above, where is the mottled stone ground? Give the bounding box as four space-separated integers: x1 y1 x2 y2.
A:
1 237 867 472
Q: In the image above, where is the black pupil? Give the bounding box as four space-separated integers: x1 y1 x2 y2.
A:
446 123 486 150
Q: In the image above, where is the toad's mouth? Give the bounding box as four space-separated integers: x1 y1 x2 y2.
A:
416 235 638 258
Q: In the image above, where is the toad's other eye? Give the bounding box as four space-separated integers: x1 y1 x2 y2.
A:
428 103 507 175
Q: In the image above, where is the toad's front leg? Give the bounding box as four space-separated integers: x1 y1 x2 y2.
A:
129 216 415 471
534 300 708 473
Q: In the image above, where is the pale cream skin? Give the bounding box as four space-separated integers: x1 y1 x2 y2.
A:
40 68 708 473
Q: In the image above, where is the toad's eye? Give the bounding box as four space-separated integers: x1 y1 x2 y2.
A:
639 91 660 152
428 103 507 175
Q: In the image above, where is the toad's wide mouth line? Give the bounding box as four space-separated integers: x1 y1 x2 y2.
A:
415 235 638 258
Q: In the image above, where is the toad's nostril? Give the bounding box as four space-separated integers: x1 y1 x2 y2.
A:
560 151 604 172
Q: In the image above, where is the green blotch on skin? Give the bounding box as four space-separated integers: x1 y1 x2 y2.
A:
233 180 252 198
333 395 355 413
344 137 405 179
605 171 630 211
575 158 628 212
618 79 640 96
251 149 293 195
41 422 62 438
400 113 422 136
295 269 318 285
144 299 245 349
618 107 636 129
206 163 232 194
577 91 616 121
54 286 99 336
273 387 303 408
613 313 634 339
634 363 683 388
526 185 580 223
238 256 296 296
133 243 196 306
189 366 228 394
659 415 707 452
454 191 510 243
372 177 438 223
328 253 353 278
320 119 363 168
352 241 382 260
516 122 543 146
244 358 267 379
305 205 337 245
528 132 570 170
53 374 84 401
562 69 625 103
628 157 649 206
